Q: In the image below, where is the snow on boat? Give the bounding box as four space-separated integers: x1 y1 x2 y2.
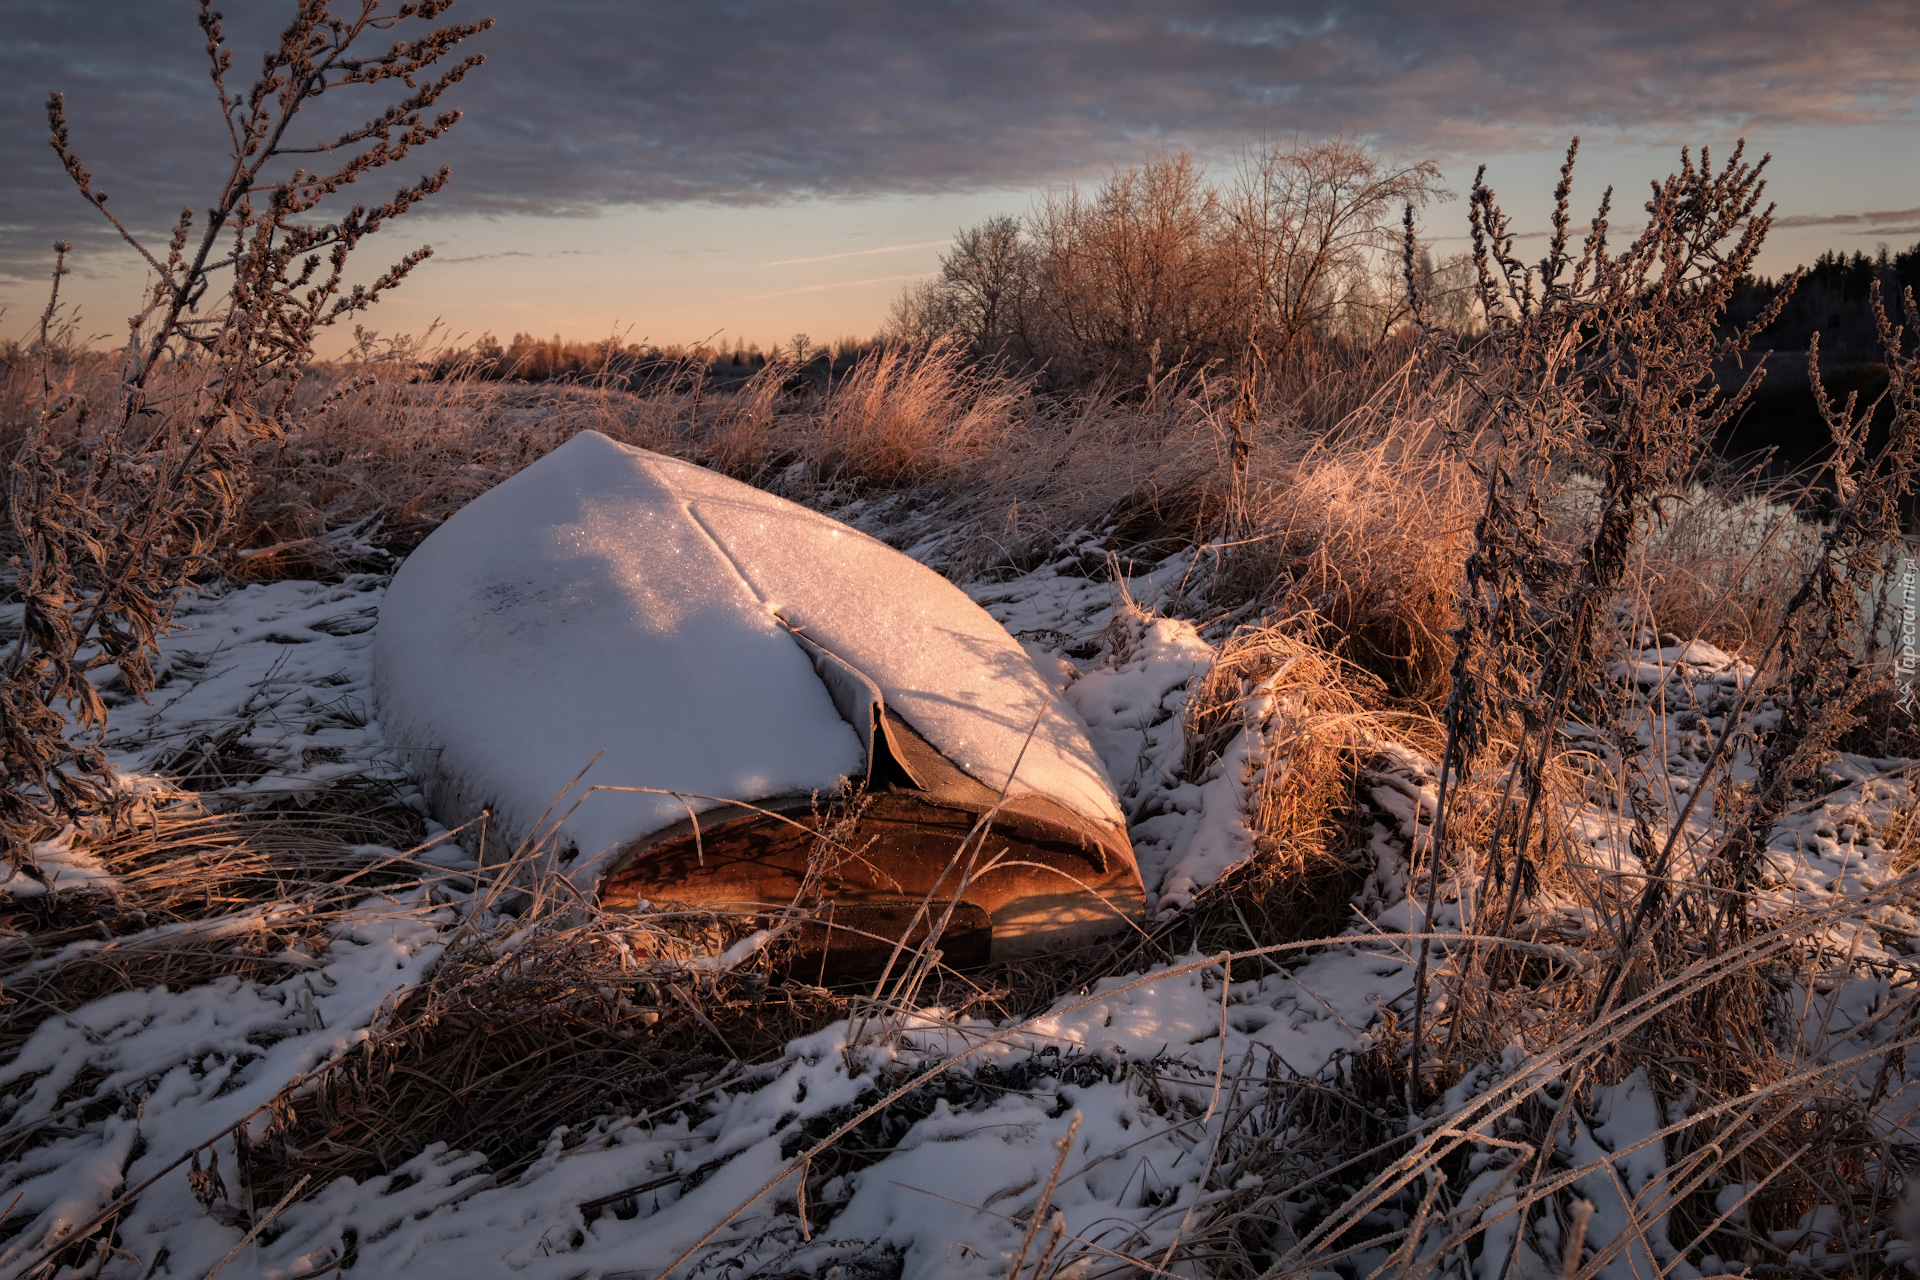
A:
374 431 1142 963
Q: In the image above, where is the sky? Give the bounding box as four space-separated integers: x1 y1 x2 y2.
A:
3 0 1918 357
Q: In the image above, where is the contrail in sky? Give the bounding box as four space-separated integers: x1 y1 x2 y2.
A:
763 240 951 267
743 272 935 300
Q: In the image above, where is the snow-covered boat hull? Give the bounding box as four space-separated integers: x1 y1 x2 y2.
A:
375 431 1143 964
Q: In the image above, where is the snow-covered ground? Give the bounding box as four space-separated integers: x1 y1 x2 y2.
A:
3 517 1916 1280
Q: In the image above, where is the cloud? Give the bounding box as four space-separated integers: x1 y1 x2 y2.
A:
1422 230 1554 244
1775 206 1920 229
436 249 537 264
6 0 1919 272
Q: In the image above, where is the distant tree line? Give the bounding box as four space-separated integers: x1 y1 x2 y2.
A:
433 333 768 385
424 331 893 390
1728 241 1920 366
1716 241 1920 479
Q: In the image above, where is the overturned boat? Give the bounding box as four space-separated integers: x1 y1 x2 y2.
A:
374 431 1142 965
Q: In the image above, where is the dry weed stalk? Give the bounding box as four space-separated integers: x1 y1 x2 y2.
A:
1574 281 1919 1045
3 0 487 865
1400 139 1798 1095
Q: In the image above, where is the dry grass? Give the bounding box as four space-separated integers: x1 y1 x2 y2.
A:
6 179 1920 1280
1204 366 1483 702
6 326 1455 705
1073 897 1920 1280
0 781 424 946
6 323 1916 1273
1548 472 1824 657
0 785 427 1032
240 907 850 1204
1176 625 1401 945
796 339 1028 490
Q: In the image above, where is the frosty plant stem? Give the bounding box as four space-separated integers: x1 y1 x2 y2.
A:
200 1174 310 1279
4 0 490 865
1899 553 1918 720
1402 138 1799 1104
1005 1110 1080 1280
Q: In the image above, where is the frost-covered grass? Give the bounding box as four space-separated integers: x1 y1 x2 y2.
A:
3 346 1919 1280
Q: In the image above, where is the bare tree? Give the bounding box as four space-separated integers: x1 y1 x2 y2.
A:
883 278 960 344
938 214 1028 354
1229 139 1446 355
1022 151 1238 385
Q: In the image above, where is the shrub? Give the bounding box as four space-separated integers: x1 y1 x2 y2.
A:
892 139 1458 389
